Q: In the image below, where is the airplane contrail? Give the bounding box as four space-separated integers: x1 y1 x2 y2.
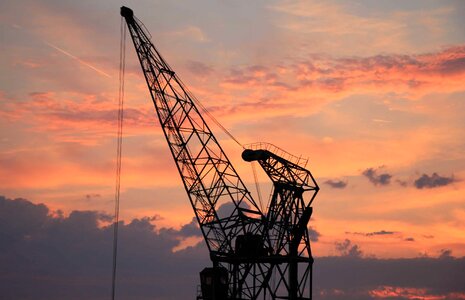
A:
44 41 112 78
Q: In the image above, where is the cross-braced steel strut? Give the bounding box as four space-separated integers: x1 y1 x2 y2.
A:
121 6 319 299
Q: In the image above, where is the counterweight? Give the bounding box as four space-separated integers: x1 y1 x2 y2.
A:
121 6 319 299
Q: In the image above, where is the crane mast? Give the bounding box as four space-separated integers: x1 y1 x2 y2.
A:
121 7 319 300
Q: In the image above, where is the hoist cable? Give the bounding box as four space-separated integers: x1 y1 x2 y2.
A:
111 16 126 300
251 161 264 212
173 66 269 213
189 93 244 148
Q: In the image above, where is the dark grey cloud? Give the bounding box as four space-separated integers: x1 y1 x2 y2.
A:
85 193 101 200
366 230 395 236
324 179 348 189
347 230 396 237
439 249 453 259
1 196 464 300
335 239 363 258
414 173 456 189
405 237 415 242
438 55 465 75
362 167 392 186
313 255 465 300
0 195 208 300
309 226 321 242
216 201 241 219
178 217 202 237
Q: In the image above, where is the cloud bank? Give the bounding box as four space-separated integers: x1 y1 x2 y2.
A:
1 196 464 300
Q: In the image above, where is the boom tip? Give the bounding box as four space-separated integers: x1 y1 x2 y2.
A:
120 6 134 19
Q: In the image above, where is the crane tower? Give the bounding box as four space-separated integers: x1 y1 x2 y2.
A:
120 6 319 300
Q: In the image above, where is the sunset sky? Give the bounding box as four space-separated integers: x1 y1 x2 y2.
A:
1 0 465 299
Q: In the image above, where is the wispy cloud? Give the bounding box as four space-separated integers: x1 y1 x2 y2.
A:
372 119 392 124
185 60 214 77
213 45 465 121
165 26 209 42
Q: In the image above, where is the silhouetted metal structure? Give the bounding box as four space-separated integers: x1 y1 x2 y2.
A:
121 6 319 299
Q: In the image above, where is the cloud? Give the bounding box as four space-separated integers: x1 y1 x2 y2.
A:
324 179 347 189
212 45 465 123
1 196 464 300
268 0 459 59
0 195 208 300
396 179 408 187
367 286 464 300
314 255 465 300
414 173 456 189
347 230 396 237
362 167 392 186
0 196 49 247
185 60 214 77
366 230 395 236
85 193 101 200
437 53 465 75
224 45 465 90
165 26 209 42
0 91 159 146
178 217 202 238
3 91 144 125
222 65 290 90
439 249 453 259
309 226 321 242
335 239 363 258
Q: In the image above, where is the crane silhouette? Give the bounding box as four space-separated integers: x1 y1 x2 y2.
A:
121 6 319 299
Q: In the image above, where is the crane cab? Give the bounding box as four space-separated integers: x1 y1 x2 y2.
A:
199 267 228 300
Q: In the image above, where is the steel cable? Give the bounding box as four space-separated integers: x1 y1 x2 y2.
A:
111 16 126 300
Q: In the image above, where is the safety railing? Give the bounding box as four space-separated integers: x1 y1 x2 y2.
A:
244 142 308 168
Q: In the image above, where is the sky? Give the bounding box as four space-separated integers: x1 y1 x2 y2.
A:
1 0 465 299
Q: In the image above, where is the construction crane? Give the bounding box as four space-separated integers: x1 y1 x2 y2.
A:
120 6 319 300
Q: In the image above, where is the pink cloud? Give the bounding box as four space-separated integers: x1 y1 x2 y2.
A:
370 286 465 300
223 45 465 94
186 45 465 127
0 91 159 144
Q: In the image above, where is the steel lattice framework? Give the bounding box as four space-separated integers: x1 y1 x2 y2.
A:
121 7 319 300
242 145 319 299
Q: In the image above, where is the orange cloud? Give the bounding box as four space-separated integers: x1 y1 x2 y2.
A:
370 286 465 300
175 45 465 130
0 90 160 145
